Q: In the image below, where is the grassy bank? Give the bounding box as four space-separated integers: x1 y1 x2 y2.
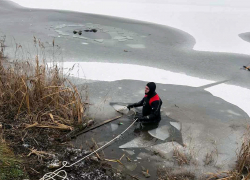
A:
0 138 28 180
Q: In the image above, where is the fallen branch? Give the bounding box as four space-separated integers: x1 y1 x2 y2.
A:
111 166 141 180
30 167 40 174
120 154 125 161
27 147 54 160
25 122 72 131
70 115 122 139
85 139 102 161
92 138 104 160
105 159 123 165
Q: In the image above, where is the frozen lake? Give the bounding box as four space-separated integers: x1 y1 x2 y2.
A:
1 1 250 179
10 0 250 55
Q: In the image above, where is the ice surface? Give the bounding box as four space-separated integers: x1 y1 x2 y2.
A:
126 44 145 48
55 30 70 36
119 136 155 149
148 125 170 141
126 36 133 40
11 0 250 55
122 149 135 156
124 163 137 171
51 23 137 44
94 39 104 43
111 104 129 115
169 122 181 131
50 61 250 117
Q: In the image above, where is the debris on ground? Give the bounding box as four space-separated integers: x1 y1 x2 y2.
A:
142 170 151 178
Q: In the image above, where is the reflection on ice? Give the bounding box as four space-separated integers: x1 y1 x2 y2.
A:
126 44 145 48
74 36 88 40
126 36 133 40
122 149 135 156
113 36 126 40
113 36 134 41
124 163 137 171
55 30 70 36
67 24 85 27
170 121 181 131
54 24 66 29
111 123 118 131
94 39 104 43
227 109 242 116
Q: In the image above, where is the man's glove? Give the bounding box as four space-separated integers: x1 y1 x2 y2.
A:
134 113 141 119
127 104 133 111
139 116 148 121
134 115 148 121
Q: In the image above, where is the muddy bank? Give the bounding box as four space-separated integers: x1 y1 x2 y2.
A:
0 108 125 180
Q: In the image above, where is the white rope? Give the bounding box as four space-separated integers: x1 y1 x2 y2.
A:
40 118 138 180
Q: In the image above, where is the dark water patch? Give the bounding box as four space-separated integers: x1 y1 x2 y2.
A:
109 102 183 145
239 32 250 43
58 26 111 39
84 29 97 33
72 118 160 179
73 101 183 179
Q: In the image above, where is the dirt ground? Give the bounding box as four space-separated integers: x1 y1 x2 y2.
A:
0 116 127 180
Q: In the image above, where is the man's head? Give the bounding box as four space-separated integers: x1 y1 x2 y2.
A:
145 82 156 95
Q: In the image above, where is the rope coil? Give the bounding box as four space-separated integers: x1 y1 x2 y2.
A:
40 118 138 180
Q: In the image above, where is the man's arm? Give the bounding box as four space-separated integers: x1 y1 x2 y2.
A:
127 98 144 109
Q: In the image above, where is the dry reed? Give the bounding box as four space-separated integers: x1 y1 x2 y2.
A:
157 167 196 180
173 147 192 166
0 37 86 131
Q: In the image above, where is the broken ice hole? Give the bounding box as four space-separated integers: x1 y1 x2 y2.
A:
73 29 98 35
71 28 110 39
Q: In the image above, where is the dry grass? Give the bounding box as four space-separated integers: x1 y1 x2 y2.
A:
0 36 88 179
203 147 218 166
157 167 196 180
0 37 87 131
27 147 54 161
0 35 6 58
204 152 215 166
173 147 192 166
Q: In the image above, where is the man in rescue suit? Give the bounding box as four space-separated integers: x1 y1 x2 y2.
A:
127 82 162 124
